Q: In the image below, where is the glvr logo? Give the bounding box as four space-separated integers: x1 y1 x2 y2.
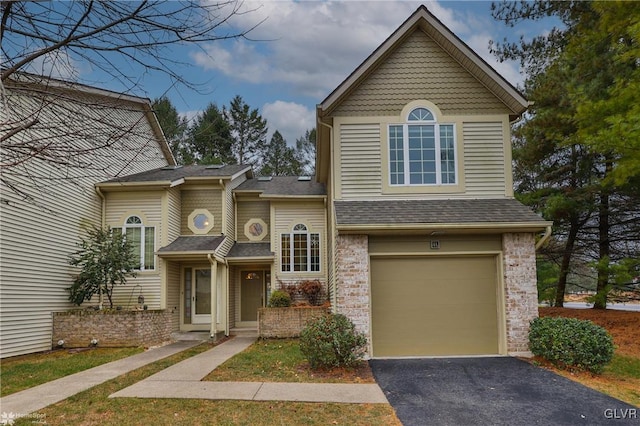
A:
604 408 638 419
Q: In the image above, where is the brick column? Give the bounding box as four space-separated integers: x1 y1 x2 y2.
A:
334 235 370 340
502 233 538 355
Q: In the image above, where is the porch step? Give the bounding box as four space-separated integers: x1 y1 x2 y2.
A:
171 331 211 341
230 328 258 337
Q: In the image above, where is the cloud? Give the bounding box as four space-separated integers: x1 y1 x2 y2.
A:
262 100 315 145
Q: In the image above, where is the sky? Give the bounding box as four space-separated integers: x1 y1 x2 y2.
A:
24 1 557 146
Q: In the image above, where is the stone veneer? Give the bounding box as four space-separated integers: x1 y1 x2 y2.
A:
334 235 371 349
502 232 538 355
258 307 329 338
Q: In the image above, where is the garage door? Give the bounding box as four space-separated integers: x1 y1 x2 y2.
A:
371 256 500 357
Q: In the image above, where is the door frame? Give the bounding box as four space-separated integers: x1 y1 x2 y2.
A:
235 268 271 328
180 264 211 331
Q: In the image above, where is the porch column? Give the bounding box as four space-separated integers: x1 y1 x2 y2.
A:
209 256 218 338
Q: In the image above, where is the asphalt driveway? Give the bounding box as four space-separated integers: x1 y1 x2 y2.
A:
370 357 638 426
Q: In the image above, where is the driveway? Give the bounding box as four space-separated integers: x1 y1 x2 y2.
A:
370 357 638 426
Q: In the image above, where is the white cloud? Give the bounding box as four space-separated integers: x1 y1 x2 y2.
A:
262 100 315 146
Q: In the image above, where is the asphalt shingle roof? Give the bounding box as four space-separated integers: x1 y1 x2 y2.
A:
234 176 326 196
227 243 274 258
102 165 250 183
157 236 225 253
334 199 547 226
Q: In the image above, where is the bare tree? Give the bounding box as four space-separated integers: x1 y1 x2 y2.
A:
1 1 261 200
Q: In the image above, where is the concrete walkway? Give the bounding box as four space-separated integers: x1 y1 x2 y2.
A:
0 340 201 415
110 336 388 404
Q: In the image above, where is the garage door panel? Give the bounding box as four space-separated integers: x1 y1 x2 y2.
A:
371 256 499 357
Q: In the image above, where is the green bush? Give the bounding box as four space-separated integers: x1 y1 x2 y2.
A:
529 316 615 373
299 313 367 369
268 290 291 307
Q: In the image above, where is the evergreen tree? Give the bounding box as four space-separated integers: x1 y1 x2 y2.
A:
152 96 188 163
225 96 268 165
295 128 317 176
188 103 235 165
259 131 302 176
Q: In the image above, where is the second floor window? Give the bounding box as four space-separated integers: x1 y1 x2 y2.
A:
114 215 155 271
389 107 456 186
281 223 320 272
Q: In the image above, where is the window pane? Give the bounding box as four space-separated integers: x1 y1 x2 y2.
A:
281 234 291 272
126 227 142 268
439 124 456 184
126 216 142 225
389 125 404 185
144 227 154 270
408 107 434 121
293 234 307 271
293 224 307 231
310 234 320 272
407 124 436 185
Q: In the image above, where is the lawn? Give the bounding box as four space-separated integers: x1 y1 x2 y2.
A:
9 340 399 426
538 307 640 407
204 338 374 383
0 347 143 397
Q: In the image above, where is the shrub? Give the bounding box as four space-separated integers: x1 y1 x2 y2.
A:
529 316 615 373
299 313 367 369
300 280 324 306
267 290 291 307
281 283 300 301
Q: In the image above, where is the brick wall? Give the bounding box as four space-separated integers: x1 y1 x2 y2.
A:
502 233 539 355
258 307 329 338
334 235 371 342
52 310 173 348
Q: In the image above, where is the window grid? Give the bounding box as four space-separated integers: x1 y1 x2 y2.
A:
281 224 320 273
389 107 456 186
116 216 155 271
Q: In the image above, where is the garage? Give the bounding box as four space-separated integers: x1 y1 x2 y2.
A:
370 255 501 357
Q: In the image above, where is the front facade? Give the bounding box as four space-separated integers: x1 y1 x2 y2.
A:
1 6 549 359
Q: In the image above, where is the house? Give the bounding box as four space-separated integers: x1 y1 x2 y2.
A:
316 6 551 357
0 74 175 359
1 5 550 359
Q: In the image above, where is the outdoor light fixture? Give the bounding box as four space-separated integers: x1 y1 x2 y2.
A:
57 339 65 347
138 295 145 305
90 338 98 346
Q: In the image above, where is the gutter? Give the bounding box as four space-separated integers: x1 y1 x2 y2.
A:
94 186 106 227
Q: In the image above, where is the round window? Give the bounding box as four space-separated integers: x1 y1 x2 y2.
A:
244 218 268 241
192 213 210 230
187 209 214 234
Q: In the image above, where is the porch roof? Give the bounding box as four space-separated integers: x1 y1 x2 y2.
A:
157 236 225 257
234 176 326 197
227 243 274 262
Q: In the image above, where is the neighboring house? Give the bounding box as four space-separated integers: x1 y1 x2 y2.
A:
316 6 551 357
1 6 550 360
0 74 174 358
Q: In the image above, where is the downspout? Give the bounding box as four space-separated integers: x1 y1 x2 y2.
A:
207 254 218 339
95 186 106 309
535 225 552 250
318 119 337 311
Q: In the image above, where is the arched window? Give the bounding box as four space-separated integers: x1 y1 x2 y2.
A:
281 223 320 272
389 107 456 186
114 215 155 270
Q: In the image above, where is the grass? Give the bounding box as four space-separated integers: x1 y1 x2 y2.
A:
204 338 374 383
11 340 399 426
0 347 143 397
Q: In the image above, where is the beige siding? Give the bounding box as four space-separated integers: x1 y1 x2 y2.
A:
104 191 164 310
463 122 507 196
0 85 169 358
273 201 327 283
225 175 246 238
339 124 382 198
333 30 510 117
237 201 271 242
166 261 181 332
180 189 223 235
166 188 182 244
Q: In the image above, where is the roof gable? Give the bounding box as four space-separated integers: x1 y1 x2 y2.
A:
318 5 527 119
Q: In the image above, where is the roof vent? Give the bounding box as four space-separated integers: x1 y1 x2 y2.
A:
297 176 311 181
161 165 182 170
205 164 224 169
258 176 273 181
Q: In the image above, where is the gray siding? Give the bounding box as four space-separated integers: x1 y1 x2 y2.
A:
0 85 169 358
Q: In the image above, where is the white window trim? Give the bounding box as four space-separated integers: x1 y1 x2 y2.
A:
121 215 155 271
389 107 457 187
281 223 321 273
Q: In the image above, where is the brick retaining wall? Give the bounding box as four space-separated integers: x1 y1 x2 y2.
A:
258 307 329 338
52 310 173 348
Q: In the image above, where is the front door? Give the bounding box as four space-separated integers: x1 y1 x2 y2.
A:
241 271 264 322
192 268 211 324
